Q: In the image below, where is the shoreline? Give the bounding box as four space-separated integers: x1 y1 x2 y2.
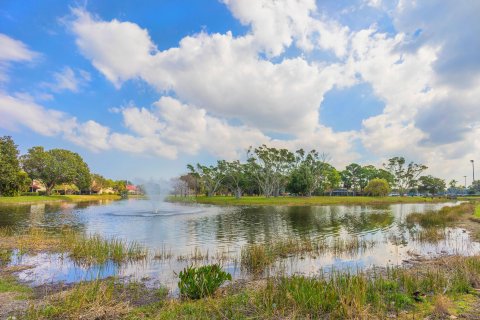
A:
1 200 480 318
0 194 122 205
168 195 455 207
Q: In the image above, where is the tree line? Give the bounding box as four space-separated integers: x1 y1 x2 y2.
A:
184 145 473 198
0 136 129 196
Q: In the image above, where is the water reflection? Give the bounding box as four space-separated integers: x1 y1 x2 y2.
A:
1 200 477 288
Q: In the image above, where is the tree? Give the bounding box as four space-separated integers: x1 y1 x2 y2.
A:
0 136 23 196
418 175 446 195
21 147 91 195
188 163 225 197
449 179 458 189
384 157 427 196
247 145 295 197
364 179 391 197
469 180 480 194
91 173 108 193
341 163 362 194
219 160 247 199
287 150 331 196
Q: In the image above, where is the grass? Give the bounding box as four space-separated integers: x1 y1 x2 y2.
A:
0 274 32 296
15 255 480 319
169 195 449 206
475 204 480 218
240 236 375 273
406 202 474 228
25 279 132 319
411 227 447 243
61 231 148 265
0 227 148 265
0 194 121 205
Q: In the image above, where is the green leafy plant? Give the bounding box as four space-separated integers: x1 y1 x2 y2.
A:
177 264 232 299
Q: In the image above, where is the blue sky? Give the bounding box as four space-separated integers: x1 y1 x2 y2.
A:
0 0 479 182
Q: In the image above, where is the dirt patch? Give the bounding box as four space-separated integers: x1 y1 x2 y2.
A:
0 292 30 319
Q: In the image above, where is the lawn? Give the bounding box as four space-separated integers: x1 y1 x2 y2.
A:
169 195 450 206
0 194 121 205
475 204 480 218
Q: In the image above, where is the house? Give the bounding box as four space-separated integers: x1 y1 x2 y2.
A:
30 180 46 193
126 184 139 195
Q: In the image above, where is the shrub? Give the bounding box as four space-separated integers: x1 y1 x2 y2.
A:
364 179 391 197
177 264 232 299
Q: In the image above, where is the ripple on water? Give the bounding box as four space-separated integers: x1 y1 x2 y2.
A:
2 200 478 289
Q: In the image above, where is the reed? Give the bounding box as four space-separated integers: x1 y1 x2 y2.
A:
406 203 473 228
61 231 148 265
240 236 375 273
0 226 148 265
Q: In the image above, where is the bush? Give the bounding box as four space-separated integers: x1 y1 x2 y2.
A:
20 192 39 196
365 179 391 197
177 264 232 299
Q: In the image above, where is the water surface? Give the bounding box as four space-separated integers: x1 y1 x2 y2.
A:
1 199 477 289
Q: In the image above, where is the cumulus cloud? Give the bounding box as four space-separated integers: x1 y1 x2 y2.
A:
43 67 91 93
68 8 358 137
2 1 479 181
222 0 350 57
70 8 156 88
0 33 38 82
0 92 107 152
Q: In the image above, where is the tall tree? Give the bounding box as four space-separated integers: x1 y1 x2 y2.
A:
188 163 225 197
341 163 362 194
247 145 295 197
384 157 427 196
0 136 23 196
287 150 330 196
21 147 91 195
219 160 247 199
418 175 446 195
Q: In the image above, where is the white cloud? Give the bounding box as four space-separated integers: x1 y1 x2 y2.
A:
0 92 108 152
70 8 156 88
0 33 38 82
2 2 479 182
69 9 357 137
43 67 91 93
222 0 350 57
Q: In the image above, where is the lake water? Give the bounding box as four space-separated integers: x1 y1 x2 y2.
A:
1 199 478 290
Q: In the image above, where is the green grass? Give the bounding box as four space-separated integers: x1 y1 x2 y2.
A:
0 227 148 265
169 195 449 206
62 232 148 265
129 255 480 319
15 255 480 319
475 205 480 218
0 274 33 300
0 194 121 205
240 237 375 273
406 202 473 228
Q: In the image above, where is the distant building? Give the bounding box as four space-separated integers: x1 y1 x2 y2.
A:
330 188 355 196
30 180 46 193
126 184 139 195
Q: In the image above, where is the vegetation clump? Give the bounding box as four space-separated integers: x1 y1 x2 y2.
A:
406 202 473 228
241 237 375 273
0 227 148 265
177 264 232 299
364 178 390 196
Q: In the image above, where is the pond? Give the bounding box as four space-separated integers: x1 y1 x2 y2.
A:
1 199 478 290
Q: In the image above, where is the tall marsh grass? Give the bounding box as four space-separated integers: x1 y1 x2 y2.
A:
406 203 474 228
241 236 375 273
0 226 148 265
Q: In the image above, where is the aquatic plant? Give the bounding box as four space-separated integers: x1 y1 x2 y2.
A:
406 203 473 228
240 236 375 273
177 264 232 299
61 231 148 265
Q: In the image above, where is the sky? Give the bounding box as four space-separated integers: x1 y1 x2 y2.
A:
0 0 479 184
